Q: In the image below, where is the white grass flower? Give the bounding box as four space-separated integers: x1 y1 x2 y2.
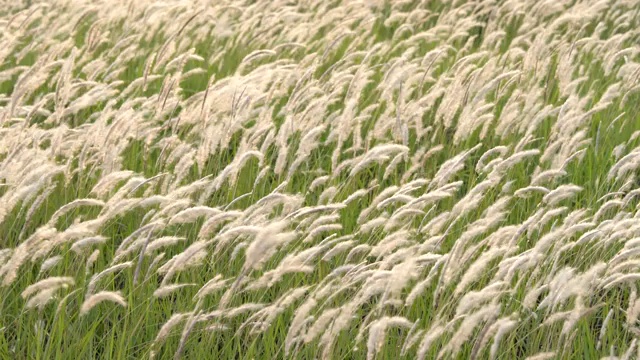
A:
22 277 75 299
39 255 62 274
366 316 413 360
87 262 133 295
168 206 221 225
70 236 108 254
80 291 127 316
150 312 192 359
153 283 197 299
525 353 557 360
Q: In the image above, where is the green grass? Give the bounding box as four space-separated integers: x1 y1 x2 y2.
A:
1 0 640 359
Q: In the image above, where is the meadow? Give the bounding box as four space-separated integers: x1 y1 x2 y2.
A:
1 0 640 359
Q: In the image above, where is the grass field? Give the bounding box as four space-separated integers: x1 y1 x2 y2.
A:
1 0 640 359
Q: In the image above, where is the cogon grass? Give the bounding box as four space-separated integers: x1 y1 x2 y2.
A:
1 0 640 359
80 290 127 316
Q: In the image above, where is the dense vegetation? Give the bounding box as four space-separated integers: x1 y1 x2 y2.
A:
1 0 640 359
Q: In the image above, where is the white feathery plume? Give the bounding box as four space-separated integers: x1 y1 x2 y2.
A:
80 291 127 316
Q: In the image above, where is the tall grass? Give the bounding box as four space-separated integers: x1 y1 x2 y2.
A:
1 0 640 359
